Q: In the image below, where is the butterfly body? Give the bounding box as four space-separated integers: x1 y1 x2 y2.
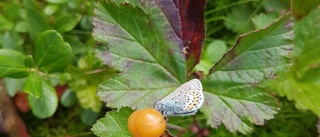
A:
153 79 204 117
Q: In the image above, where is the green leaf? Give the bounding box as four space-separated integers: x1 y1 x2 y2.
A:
15 21 29 32
0 15 14 31
203 40 227 63
24 71 42 97
66 55 115 111
24 55 35 68
112 0 145 13
76 85 102 112
292 0 320 18
0 49 29 78
23 0 38 10
195 40 227 75
113 0 142 8
64 34 87 55
202 13 293 133
60 88 77 107
46 0 69 4
34 30 72 73
91 107 132 137
28 80 58 119
252 13 278 29
4 78 26 97
94 0 186 110
81 109 101 125
224 4 255 33
262 0 289 14
5 2 20 21
44 4 59 15
79 15 93 30
2 31 24 52
67 0 82 9
271 7 320 116
53 14 82 33
24 0 50 41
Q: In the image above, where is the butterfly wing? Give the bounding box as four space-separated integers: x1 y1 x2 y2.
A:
155 79 204 116
180 79 203 112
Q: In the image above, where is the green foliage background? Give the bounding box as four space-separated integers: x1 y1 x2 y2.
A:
0 0 319 136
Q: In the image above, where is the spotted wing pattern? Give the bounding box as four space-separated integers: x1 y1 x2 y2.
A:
154 79 204 116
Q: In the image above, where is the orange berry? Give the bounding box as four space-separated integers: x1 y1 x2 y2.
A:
128 108 165 137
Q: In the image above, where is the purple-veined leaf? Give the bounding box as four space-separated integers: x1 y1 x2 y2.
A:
201 13 293 133
94 0 187 109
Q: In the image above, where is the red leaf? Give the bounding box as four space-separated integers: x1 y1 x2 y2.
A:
14 92 30 113
178 0 206 70
55 85 67 100
157 0 206 70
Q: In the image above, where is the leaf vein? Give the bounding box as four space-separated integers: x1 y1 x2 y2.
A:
104 9 180 83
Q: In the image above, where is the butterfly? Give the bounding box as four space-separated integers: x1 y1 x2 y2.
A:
153 79 204 117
